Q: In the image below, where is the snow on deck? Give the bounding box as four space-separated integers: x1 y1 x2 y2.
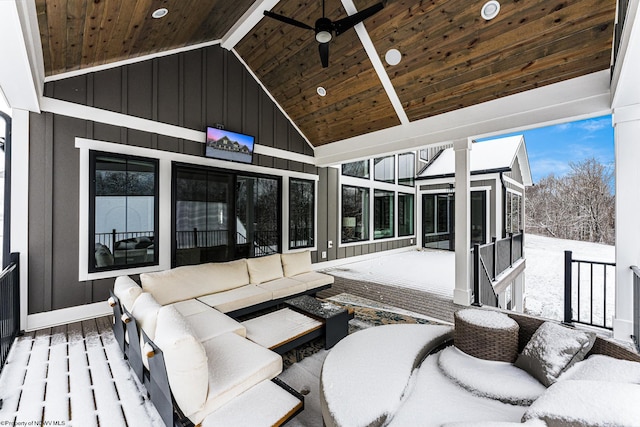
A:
0 317 163 426
326 249 455 297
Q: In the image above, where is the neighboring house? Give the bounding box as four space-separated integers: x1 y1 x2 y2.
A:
416 136 533 250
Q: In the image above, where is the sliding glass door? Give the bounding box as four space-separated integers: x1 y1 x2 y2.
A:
173 164 281 266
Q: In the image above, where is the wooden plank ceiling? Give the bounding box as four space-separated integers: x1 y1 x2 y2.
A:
36 0 616 148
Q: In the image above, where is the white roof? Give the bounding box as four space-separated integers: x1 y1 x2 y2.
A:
418 135 532 186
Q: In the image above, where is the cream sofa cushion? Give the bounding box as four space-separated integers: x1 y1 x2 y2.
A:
113 275 142 311
171 299 246 340
292 271 334 290
131 292 162 369
246 254 284 284
188 332 283 424
154 306 209 419
140 259 249 305
280 250 312 277
197 285 272 314
257 277 307 299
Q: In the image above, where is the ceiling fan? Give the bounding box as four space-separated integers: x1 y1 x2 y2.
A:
264 0 384 68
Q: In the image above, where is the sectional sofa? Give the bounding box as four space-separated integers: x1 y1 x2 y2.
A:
108 250 333 427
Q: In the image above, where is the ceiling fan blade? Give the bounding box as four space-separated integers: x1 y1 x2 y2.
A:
319 42 329 68
263 10 314 31
333 2 384 36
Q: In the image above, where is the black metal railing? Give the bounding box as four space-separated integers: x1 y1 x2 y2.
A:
1 253 20 375
631 266 640 353
564 251 615 330
176 229 228 249
290 227 314 249
472 232 524 307
95 230 154 252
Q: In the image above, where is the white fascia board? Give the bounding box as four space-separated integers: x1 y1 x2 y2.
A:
611 0 640 109
0 1 43 112
41 97 315 165
341 0 409 125
45 39 223 83
221 0 282 50
314 71 611 166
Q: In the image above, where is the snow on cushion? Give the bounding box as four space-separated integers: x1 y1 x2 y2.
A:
442 420 547 427
246 254 284 284
197 285 272 313
280 250 312 277
140 259 249 305
113 275 142 311
559 354 640 384
321 324 453 427
188 332 283 424
154 306 209 419
522 380 640 426
514 322 595 387
256 277 307 299
438 346 545 405
291 271 334 290
170 299 247 340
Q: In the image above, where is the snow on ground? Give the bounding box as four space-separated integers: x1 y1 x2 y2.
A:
524 234 614 325
327 234 616 326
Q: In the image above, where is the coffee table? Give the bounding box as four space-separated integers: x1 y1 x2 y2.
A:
285 295 351 349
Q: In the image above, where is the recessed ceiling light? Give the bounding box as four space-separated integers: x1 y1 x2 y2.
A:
385 49 402 66
317 87 327 97
152 8 168 19
481 1 500 20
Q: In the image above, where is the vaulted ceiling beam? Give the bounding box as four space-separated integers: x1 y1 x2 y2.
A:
221 0 283 50
341 0 409 125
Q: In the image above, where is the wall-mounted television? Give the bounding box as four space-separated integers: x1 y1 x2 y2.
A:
205 127 255 164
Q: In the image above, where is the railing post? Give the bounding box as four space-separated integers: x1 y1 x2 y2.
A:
111 229 117 251
564 250 573 324
492 237 497 280
193 227 198 247
472 244 481 306
520 229 525 258
509 232 514 267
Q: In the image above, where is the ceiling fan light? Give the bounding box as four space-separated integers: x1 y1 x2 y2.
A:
481 1 500 20
316 31 332 43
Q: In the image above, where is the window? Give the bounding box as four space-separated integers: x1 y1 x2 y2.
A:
506 191 522 234
342 160 370 179
90 152 158 272
398 153 415 187
398 193 414 236
236 175 280 258
289 178 315 249
342 185 369 243
374 190 394 239
374 156 395 183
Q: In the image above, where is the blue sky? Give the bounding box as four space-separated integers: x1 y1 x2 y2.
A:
479 115 614 184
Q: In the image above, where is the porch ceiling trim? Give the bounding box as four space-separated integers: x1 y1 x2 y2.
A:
313 71 612 167
611 0 640 109
221 0 282 50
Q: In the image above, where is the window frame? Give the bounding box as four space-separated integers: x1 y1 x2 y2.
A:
341 184 370 244
289 178 315 250
373 155 395 184
373 189 395 240
398 192 415 237
88 151 160 273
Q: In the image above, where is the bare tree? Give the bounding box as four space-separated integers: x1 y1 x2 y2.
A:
526 158 614 244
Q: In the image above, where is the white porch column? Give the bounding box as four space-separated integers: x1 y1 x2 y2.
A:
613 105 640 342
454 138 472 306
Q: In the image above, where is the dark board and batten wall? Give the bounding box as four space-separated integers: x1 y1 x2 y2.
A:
28 45 316 314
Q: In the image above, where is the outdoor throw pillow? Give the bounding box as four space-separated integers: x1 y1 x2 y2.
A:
514 321 595 387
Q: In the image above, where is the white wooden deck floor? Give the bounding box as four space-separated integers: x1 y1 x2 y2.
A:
0 316 163 426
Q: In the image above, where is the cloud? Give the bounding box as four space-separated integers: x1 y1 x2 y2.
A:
530 158 571 181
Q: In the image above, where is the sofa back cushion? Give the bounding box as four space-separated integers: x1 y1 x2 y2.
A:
246 254 284 284
113 276 143 311
280 251 313 277
140 259 249 305
131 292 162 341
154 306 209 418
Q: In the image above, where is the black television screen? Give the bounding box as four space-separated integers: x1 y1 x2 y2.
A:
205 127 255 164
